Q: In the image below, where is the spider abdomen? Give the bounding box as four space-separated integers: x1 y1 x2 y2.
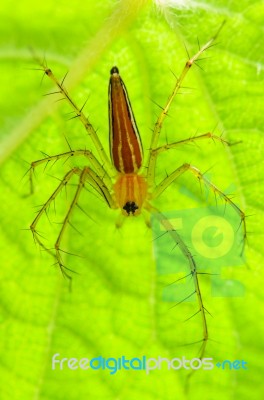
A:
113 174 148 215
109 67 143 174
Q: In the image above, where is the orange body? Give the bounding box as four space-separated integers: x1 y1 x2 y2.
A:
109 67 147 215
113 173 148 215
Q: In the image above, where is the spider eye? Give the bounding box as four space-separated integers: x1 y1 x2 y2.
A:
123 201 139 215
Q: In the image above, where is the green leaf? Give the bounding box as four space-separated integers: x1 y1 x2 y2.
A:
1 1 263 399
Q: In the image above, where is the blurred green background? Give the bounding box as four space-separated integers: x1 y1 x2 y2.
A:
0 0 263 399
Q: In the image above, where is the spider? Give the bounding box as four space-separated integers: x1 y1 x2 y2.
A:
29 25 246 362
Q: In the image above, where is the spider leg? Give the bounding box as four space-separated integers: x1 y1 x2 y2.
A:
35 57 115 176
155 132 230 155
29 149 113 194
53 166 116 279
30 167 80 262
146 23 225 185
147 132 230 186
53 167 88 279
152 163 247 251
148 205 208 361
31 165 116 279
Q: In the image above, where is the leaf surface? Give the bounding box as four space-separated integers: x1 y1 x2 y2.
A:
0 1 263 399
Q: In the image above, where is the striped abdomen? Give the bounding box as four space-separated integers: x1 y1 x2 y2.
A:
108 66 143 174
